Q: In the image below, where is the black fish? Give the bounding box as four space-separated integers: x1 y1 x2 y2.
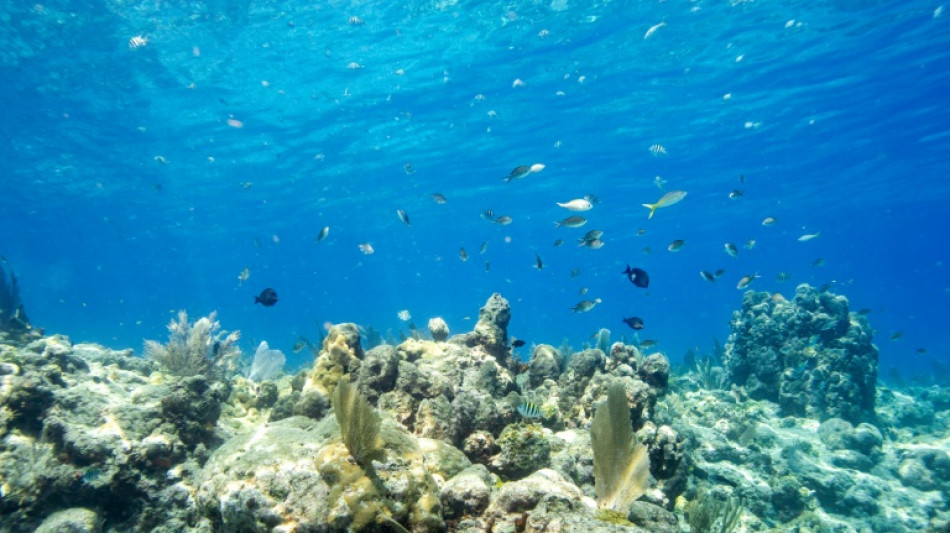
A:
255 288 279 306
622 316 644 330
623 265 649 288
511 339 526 348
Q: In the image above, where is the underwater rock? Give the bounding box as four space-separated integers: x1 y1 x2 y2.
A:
160 375 229 449
295 323 364 420
454 293 511 362
428 317 450 341
724 285 878 423
638 353 670 391
356 344 400 403
34 507 102 533
526 344 561 389
198 414 444 532
626 500 678 533
440 464 492 519
490 423 553 480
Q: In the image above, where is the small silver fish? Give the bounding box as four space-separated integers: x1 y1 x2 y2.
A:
571 298 602 313
431 193 447 204
649 144 667 156
762 217 776 227
396 209 411 227
460 247 469 261
776 272 791 282
700 271 715 282
798 232 820 242
582 230 604 241
553 239 565 247
580 239 605 249
579 287 589 295
729 190 744 199
744 239 756 250
557 215 587 228
534 254 543 270
237 267 250 285
724 243 738 258
556 199 593 211
812 258 825 267
668 239 685 252
639 339 658 349
653 175 667 190
570 268 581 278
493 215 512 225
479 240 489 254
358 243 375 255
316 226 330 243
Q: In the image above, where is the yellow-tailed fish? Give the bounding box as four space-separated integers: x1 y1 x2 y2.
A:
642 190 687 219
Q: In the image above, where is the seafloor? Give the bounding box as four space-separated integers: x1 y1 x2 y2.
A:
0 287 948 533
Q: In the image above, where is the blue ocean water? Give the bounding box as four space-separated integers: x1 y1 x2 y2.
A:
1 1 948 379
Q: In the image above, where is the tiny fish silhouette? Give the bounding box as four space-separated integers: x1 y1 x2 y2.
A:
255 288 278 307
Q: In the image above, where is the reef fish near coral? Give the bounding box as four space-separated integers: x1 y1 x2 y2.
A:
571 298 602 313
254 288 278 306
517 401 542 418
622 316 645 330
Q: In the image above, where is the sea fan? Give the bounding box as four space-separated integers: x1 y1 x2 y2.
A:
591 381 651 512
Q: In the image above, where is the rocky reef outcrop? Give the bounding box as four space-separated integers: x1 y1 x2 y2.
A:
723 284 878 423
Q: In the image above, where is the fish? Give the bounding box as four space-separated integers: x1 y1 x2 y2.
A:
553 239 565 247
917 348 927 354
580 239 605 249
623 265 649 288
636 228 647 237
128 35 148 49
736 274 759 290
293 340 306 353
890 331 904 341
316 226 330 243
511 339 526 348
582 230 604 242
571 298 602 313
504 163 544 183
798 232 820 242
649 144 667 156
729 190 744 199
485 261 490 272
358 243 375 255
240 181 253 190
570 268 581 278
534 254 543 270
238 267 250 285
397 309 411 321
700 271 716 282
644 21 666 39
744 239 756 250
478 240 489 254
639 339 658 349
431 193 447 204
396 209 411 227
255 288 279 307
776 272 791 282
714 269 726 277
556 215 587 228
762 217 776 227
556 199 593 211
653 176 667 190
642 246 652 255
856 308 872 315
724 243 738 258
668 239 686 252
740 174 746 183
622 316 644 330
579 287 589 295
493 215 513 225
517 401 542 418
482 209 495 221
404 163 415 174
459 247 469 261
504 165 531 183
642 190 687 219
584 194 600 204
812 258 825 267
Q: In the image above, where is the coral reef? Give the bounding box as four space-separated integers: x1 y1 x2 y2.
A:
723 284 878 423
144 310 241 380
2 290 947 533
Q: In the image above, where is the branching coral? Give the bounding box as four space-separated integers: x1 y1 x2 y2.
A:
686 489 743 533
144 310 240 379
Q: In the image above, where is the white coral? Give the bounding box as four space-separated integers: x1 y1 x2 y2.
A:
144 310 240 378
